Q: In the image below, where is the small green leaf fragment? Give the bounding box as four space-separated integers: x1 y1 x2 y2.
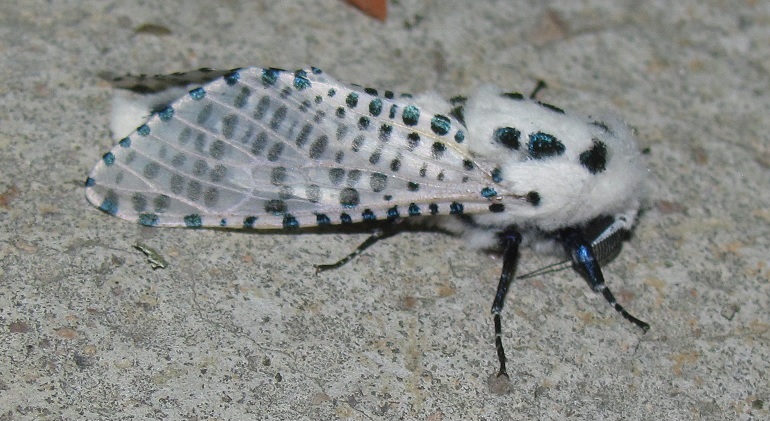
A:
133 243 168 269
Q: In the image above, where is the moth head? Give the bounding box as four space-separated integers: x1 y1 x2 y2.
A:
465 84 646 231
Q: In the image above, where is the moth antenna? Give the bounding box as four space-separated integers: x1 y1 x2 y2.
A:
517 214 632 280
515 260 571 280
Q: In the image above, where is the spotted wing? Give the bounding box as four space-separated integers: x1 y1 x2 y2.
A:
85 67 503 229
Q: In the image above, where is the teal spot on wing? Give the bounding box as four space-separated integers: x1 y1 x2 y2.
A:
430 115 450 135
262 68 280 86
139 213 159 226
224 70 240 85
293 69 311 90
189 87 205 100
402 105 420 126
99 191 119 215
481 187 497 198
184 214 202 228
157 106 174 121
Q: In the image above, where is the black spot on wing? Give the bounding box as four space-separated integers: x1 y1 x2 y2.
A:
196 103 213 124
406 133 420 151
431 142 446 159
267 142 285 161
339 188 360 207
430 115 451 135
370 173 387 192
143 162 160 179
309 135 329 159
254 97 270 120
329 168 344 185
269 106 287 130
279 186 294 200
296 123 313 147
264 199 287 215
379 124 392 141
221 114 238 139
346 170 361 186
234 87 251 108
251 132 268 155
131 193 147 212
306 185 321 203
271 167 287 185
154 195 170 213
369 151 381 164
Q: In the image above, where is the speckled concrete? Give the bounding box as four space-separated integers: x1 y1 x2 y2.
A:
1 1 769 419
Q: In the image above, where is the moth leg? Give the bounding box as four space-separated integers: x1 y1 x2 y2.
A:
314 222 401 273
490 231 523 378
560 228 650 332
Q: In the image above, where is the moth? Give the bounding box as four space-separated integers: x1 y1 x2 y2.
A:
85 67 649 378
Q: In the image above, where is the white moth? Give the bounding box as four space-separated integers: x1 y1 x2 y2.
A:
85 67 649 378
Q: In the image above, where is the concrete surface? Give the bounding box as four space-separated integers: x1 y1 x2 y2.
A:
1 0 769 419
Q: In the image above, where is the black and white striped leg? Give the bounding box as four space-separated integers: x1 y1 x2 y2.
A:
315 222 401 272
491 231 523 378
560 228 650 332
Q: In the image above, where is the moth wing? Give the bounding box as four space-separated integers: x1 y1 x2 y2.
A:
85 67 502 229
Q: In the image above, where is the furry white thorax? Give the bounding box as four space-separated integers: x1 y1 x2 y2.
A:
427 84 645 250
